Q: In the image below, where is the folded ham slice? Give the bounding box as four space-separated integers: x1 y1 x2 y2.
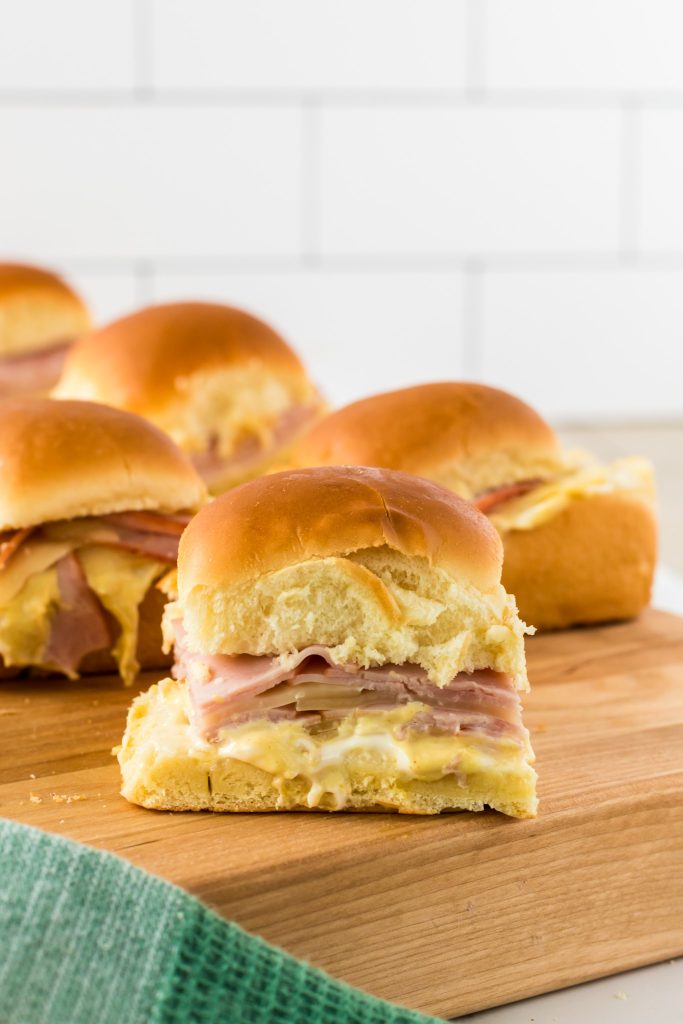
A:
171 622 527 745
0 528 33 570
474 479 541 515
0 340 70 398
0 511 190 678
95 512 189 562
42 552 112 676
191 401 320 488
0 510 189 579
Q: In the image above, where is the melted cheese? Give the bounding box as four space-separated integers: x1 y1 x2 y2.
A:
0 539 75 605
0 543 164 679
0 567 60 667
215 705 527 810
78 545 166 685
489 457 655 533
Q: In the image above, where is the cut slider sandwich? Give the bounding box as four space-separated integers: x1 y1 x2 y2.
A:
54 301 324 493
0 262 91 397
119 466 537 817
290 383 657 630
0 399 206 683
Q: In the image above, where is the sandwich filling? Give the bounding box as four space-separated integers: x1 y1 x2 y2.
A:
162 615 535 815
0 339 71 397
0 511 189 683
474 457 654 531
190 401 321 490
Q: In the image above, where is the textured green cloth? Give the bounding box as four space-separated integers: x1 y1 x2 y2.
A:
0 819 442 1024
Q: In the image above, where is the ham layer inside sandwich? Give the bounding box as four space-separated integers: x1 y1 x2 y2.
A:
473 478 541 514
0 340 71 398
172 623 528 747
0 511 189 676
191 402 319 488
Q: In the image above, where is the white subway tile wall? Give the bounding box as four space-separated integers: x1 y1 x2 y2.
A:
480 270 683 419
0 1 136 91
320 108 622 254
0 108 303 259
2 0 683 419
150 1 469 91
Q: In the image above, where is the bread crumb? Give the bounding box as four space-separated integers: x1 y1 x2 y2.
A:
614 991 628 1001
29 792 42 804
50 793 87 804
29 773 36 779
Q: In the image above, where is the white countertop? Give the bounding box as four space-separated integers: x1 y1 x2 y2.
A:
456 567 683 1024
458 958 683 1023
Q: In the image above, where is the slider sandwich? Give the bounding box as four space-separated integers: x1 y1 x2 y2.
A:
0 399 206 683
119 466 537 817
289 383 657 630
54 302 324 493
0 263 90 397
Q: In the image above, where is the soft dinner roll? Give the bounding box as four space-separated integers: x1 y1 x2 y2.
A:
290 383 657 630
119 467 537 817
0 263 91 397
0 399 207 684
54 301 324 493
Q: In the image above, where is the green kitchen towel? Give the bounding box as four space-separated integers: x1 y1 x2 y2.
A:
0 819 442 1024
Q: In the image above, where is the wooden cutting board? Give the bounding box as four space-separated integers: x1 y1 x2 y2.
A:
1 608 683 1020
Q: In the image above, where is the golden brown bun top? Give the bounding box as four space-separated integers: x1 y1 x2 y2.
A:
291 382 563 498
179 465 503 597
0 262 91 356
0 399 207 529
55 302 314 414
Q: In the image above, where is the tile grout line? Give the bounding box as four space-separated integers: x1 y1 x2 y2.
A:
5 89 683 109
54 252 683 274
133 261 155 306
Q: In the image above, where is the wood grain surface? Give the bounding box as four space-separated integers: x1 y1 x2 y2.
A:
1 608 683 1019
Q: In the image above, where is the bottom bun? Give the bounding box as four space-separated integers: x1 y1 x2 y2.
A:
118 678 538 819
501 490 657 630
0 586 171 681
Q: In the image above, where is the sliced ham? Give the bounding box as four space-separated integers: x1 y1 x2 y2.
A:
171 622 526 744
474 479 541 515
41 552 112 676
191 401 320 487
96 512 189 562
0 340 70 398
0 512 187 678
0 510 190 577
0 528 34 569
101 511 190 536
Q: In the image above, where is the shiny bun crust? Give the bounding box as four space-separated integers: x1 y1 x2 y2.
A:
291 382 564 498
181 465 502 595
0 399 207 529
55 301 316 415
176 467 529 689
501 489 657 629
0 263 90 356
